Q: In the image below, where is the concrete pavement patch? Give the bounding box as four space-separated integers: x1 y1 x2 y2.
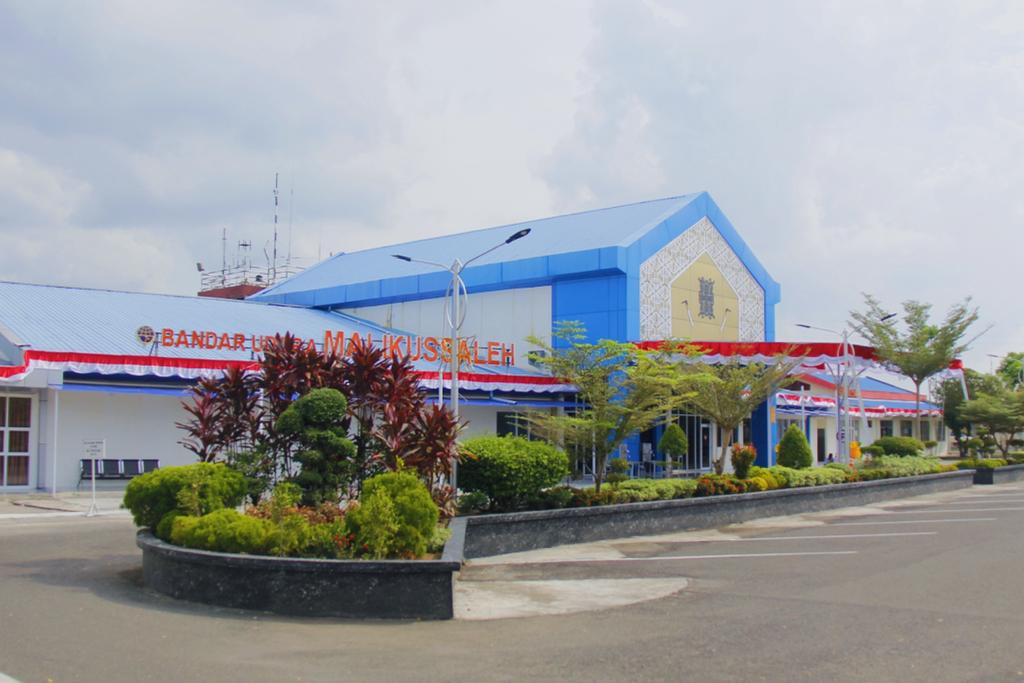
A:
455 577 690 620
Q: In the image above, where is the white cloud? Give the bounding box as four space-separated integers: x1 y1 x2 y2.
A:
0 0 1020 370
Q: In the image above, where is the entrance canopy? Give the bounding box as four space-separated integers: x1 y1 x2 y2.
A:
634 340 964 378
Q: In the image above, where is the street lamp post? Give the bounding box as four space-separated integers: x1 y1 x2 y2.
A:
393 227 530 492
796 323 859 463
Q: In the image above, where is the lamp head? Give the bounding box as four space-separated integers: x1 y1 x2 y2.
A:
506 228 531 244
795 323 811 329
392 254 412 262
880 313 897 322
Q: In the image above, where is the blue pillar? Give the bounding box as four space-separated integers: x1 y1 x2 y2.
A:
751 397 776 467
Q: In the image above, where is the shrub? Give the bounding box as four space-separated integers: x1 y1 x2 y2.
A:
526 486 575 509
345 470 439 559
731 443 757 479
777 425 812 469
745 477 768 492
856 455 946 479
658 423 688 467
457 491 490 514
870 436 925 457
170 508 272 554
694 474 746 497
862 445 885 458
749 466 783 490
606 458 630 486
123 463 247 538
459 436 570 511
924 440 938 450
974 458 1008 470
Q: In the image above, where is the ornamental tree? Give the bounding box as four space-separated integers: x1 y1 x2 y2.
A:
678 359 801 474
276 388 357 506
997 352 1024 390
934 369 1004 457
958 389 1024 457
522 322 698 492
849 294 979 442
658 423 688 471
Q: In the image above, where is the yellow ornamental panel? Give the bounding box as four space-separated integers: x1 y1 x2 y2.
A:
669 254 740 341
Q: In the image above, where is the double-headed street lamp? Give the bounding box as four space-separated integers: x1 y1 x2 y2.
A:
795 323 858 463
796 315 896 463
392 227 531 491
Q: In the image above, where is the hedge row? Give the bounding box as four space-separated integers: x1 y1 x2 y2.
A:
459 456 959 513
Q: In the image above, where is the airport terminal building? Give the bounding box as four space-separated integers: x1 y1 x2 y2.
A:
0 193 942 491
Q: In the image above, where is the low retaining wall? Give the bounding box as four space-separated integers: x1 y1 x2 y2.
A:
460 470 974 559
137 531 460 619
974 464 1024 485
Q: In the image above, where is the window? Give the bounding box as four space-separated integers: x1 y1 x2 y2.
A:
900 420 913 437
1 396 31 486
497 412 526 438
880 420 894 437
920 421 930 442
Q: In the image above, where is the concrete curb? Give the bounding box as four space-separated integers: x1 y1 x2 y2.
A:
137 531 461 619
459 470 975 559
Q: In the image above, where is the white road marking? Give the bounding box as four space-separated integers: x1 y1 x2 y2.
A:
742 532 937 541
831 518 996 526
943 498 1024 504
511 550 858 564
643 532 937 543
878 507 1024 514
0 510 129 521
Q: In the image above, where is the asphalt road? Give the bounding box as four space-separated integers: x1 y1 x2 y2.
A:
3 485 1024 682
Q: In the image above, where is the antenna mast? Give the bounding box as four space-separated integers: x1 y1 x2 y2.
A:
272 172 279 284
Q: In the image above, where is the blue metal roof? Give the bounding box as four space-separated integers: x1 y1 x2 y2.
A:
0 280 401 363
250 192 781 310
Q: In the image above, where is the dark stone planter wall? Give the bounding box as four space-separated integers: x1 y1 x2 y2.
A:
974 464 1024 485
461 470 975 559
137 531 460 619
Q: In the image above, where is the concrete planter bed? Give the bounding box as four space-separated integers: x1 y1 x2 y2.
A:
137 470 973 619
458 470 975 559
973 463 1024 485
136 531 461 619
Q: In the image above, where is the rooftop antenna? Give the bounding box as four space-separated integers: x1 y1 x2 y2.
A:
287 178 294 270
272 172 279 284
221 227 227 285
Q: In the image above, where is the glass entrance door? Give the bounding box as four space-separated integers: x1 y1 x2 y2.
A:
1 396 32 487
672 412 713 473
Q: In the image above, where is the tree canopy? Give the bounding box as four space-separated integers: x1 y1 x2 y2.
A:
677 358 801 473
850 294 979 440
522 322 701 491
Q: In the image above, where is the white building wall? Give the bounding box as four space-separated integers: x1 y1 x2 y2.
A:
46 390 194 491
343 285 552 369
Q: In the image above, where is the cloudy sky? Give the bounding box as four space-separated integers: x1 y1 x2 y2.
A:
1 1 1021 371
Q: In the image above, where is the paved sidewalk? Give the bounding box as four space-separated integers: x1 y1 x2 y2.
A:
0 490 128 519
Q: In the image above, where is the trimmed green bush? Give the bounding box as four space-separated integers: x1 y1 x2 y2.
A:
748 466 784 489
856 455 949 479
170 508 272 554
777 425 812 469
123 463 247 538
862 445 885 457
870 436 925 457
345 470 439 559
459 436 570 511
